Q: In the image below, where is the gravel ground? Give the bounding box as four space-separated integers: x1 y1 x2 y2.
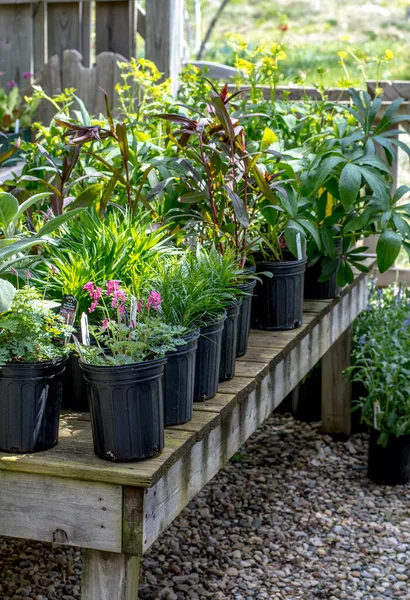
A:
1 413 410 600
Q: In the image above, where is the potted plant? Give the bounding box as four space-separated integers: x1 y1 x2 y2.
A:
347 284 410 485
0 285 72 453
0 77 38 166
76 281 186 462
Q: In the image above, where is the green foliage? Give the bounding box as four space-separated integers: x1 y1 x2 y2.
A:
347 283 410 446
0 286 73 367
0 279 16 312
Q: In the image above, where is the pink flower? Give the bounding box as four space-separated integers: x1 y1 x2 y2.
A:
102 318 109 330
106 280 121 296
26 270 32 279
111 289 127 308
137 300 142 313
7 80 17 90
23 72 33 80
10 267 17 275
93 287 102 302
89 301 98 313
51 264 59 275
119 305 126 315
146 290 162 311
83 281 95 296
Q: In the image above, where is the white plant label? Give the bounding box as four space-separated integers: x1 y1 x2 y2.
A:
80 312 90 346
130 295 138 328
14 119 20 134
296 232 303 260
373 400 381 431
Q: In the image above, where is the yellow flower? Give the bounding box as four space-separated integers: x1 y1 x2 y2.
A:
340 35 351 42
235 58 254 76
337 51 348 60
226 32 247 52
384 49 394 61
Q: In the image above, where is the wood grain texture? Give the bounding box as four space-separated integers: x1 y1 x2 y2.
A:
0 471 122 551
0 4 32 86
47 2 81 57
146 0 183 85
322 325 353 436
95 1 133 58
82 549 140 600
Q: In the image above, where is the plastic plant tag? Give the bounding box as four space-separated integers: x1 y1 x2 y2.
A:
373 400 381 431
59 295 78 326
14 119 20 134
130 295 138 328
80 312 90 346
296 232 303 260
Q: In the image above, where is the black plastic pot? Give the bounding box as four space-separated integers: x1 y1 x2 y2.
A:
81 358 166 462
194 314 226 402
236 279 256 357
368 428 410 485
164 330 200 426
0 358 67 453
219 301 241 382
304 258 340 299
252 256 308 330
62 330 94 412
0 128 31 166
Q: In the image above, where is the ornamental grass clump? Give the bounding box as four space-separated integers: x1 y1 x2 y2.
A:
77 280 186 366
347 283 410 446
0 286 72 367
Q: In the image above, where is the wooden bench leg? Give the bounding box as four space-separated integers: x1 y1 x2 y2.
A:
82 549 140 600
321 325 353 437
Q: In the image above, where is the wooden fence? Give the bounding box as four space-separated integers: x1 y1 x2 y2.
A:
0 0 184 86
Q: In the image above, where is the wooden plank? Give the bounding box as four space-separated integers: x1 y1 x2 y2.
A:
81 0 93 67
82 550 140 600
0 471 123 551
32 0 46 79
95 1 133 58
146 0 184 85
136 3 146 39
122 486 144 554
0 4 32 86
95 51 126 116
62 49 97 112
321 324 353 437
167 410 221 441
47 1 81 57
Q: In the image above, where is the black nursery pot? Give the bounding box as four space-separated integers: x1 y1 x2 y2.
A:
62 330 94 413
194 314 226 402
236 279 256 357
164 330 200 426
252 256 308 330
219 301 242 382
81 358 166 462
304 258 340 300
368 428 410 486
0 358 67 453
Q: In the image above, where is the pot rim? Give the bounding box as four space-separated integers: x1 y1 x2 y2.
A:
80 355 167 373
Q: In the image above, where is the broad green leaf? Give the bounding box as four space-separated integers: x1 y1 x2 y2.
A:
339 163 362 209
360 166 389 201
69 184 102 210
35 208 83 237
0 192 19 235
376 230 402 273
224 186 249 227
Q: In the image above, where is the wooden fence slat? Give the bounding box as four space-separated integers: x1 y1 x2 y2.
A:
81 0 92 67
95 0 135 59
32 0 46 79
62 48 97 109
0 4 32 86
47 1 81 58
146 0 184 85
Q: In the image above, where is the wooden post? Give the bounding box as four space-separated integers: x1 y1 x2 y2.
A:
145 0 184 87
321 325 353 437
82 549 140 600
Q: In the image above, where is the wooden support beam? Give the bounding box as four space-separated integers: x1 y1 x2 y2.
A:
321 325 353 437
145 0 184 88
82 549 140 600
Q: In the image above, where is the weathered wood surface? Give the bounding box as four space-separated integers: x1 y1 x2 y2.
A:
322 324 353 436
0 471 123 551
0 258 374 494
82 549 140 600
0 3 32 87
146 0 184 86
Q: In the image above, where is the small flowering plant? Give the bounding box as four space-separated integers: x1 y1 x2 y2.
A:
0 74 38 132
0 286 73 368
346 282 410 446
77 280 187 366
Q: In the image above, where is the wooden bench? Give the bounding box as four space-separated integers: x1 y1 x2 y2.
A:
0 259 374 600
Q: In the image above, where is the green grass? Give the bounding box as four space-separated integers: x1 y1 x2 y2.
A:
187 0 410 87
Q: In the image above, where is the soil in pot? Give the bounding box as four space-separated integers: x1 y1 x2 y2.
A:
236 279 256 357
0 358 67 453
164 330 200 426
194 314 226 402
251 255 307 330
81 357 166 462
368 428 410 485
219 301 241 382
